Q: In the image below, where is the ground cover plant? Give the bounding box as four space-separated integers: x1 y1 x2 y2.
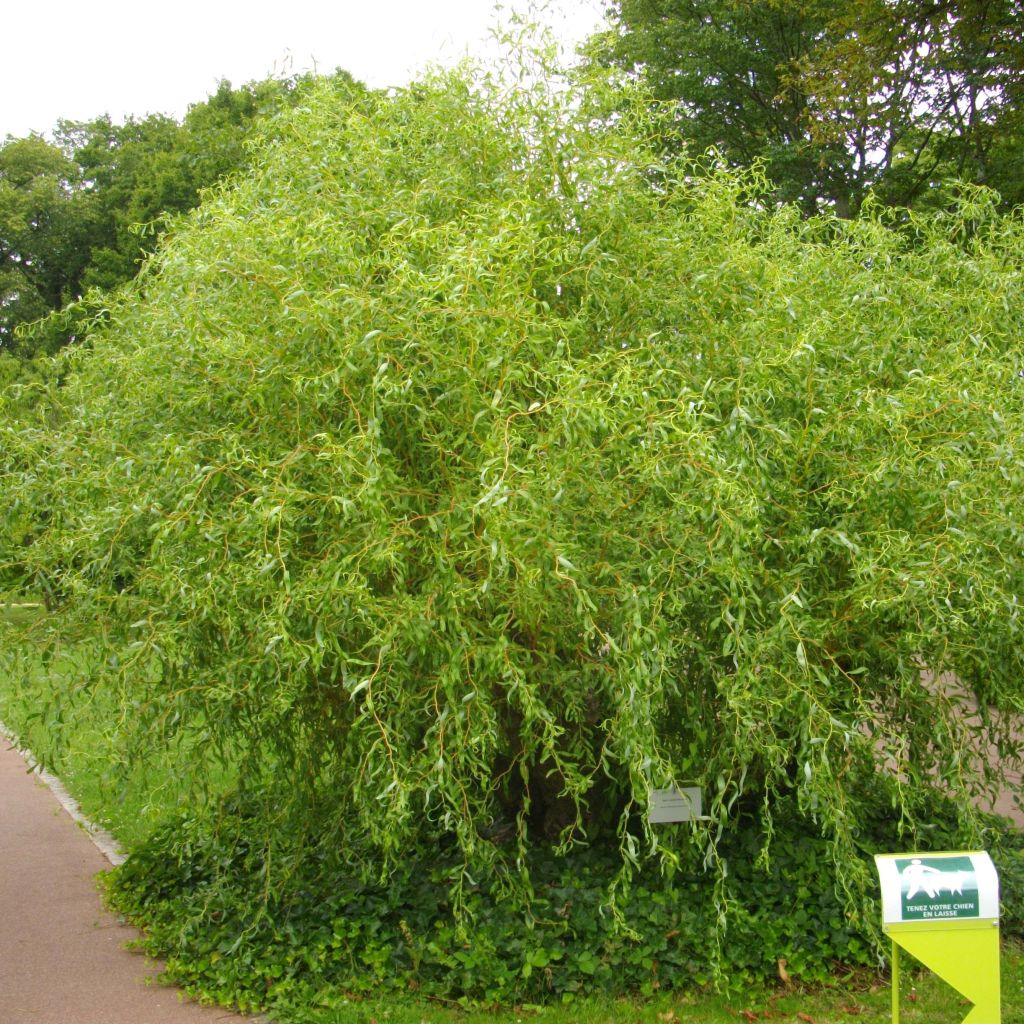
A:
2 43 1024 1015
217 940 1024 1024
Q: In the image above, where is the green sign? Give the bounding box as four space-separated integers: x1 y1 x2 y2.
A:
895 855 979 921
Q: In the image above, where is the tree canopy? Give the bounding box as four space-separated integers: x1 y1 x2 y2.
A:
593 0 1024 214
0 71 364 355
795 0 1024 209
0 135 93 349
590 0 852 213
2 55 1023 995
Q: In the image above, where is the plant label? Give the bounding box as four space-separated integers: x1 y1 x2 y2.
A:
648 786 702 823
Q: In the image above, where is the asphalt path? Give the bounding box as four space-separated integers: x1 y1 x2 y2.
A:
0 737 247 1024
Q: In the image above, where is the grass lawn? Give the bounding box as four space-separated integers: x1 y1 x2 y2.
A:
2 609 1022 1023
0 600 44 628
0 605 231 848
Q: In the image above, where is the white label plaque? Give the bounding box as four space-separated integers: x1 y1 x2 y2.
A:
649 786 702 824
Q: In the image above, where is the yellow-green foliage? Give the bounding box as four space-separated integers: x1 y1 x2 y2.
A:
3 61 1023 925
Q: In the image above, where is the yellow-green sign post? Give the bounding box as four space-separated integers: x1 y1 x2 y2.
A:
874 851 1001 1024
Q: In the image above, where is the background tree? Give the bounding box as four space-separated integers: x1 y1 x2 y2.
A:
792 0 1024 209
590 0 866 214
593 0 1024 213
0 135 94 351
59 74 349 294
55 112 192 293
2 70 365 355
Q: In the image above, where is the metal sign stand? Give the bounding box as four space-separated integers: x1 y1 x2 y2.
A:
891 940 900 1024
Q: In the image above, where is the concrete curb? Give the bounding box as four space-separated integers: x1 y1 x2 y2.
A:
0 719 126 867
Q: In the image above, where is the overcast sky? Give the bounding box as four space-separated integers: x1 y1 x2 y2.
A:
4 0 607 140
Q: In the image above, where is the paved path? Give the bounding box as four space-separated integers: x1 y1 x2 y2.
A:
0 737 247 1024
988 765 1023 826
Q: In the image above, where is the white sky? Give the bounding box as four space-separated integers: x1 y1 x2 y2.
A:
3 0 608 140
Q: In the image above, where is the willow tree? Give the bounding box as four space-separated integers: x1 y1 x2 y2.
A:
2 58 1023 940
